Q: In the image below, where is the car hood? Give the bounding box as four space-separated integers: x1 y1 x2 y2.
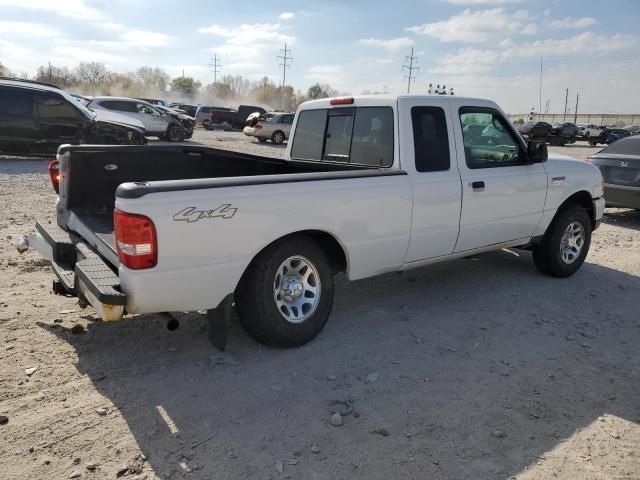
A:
92 109 146 132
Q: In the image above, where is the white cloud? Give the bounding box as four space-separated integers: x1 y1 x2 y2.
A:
444 0 521 4
120 30 173 48
0 21 61 37
549 16 597 30
278 12 295 20
198 22 294 73
430 32 638 77
358 37 414 51
407 8 537 43
0 0 102 20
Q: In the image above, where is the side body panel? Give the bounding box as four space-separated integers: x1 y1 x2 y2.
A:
117 174 412 314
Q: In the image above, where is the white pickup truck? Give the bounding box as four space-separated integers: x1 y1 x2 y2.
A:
18 95 605 349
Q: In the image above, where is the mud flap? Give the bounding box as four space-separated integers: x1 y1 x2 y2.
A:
207 294 234 351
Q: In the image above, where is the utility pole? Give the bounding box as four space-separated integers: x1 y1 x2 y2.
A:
278 43 293 110
574 93 579 124
538 57 542 120
403 47 419 94
563 88 569 121
208 54 222 84
544 100 550 114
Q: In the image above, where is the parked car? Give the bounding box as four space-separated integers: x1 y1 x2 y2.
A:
604 128 631 144
243 112 294 144
86 97 188 142
516 121 552 141
0 78 146 154
198 107 237 129
580 124 605 138
137 98 168 107
588 136 640 209
18 95 604 350
168 103 197 117
552 122 579 138
155 105 195 139
624 125 640 135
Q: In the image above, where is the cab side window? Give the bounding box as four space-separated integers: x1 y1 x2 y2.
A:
459 108 524 169
411 106 450 172
36 95 81 121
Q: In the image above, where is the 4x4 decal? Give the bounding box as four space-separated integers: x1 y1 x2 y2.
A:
173 205 237 222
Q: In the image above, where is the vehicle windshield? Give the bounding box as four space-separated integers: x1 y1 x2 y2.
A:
522 122 536 128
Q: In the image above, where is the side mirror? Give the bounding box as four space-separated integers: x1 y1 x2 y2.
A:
527 141 548 163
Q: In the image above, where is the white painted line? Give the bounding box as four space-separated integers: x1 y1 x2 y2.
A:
156 405 179 434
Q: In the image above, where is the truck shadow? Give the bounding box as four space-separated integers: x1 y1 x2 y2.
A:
40 250 639 479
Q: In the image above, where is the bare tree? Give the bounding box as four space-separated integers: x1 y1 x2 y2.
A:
75 62 108 84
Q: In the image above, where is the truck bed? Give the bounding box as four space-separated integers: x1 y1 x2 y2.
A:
57 144 385 267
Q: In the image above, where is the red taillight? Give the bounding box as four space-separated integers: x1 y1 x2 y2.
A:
48 159 60 193
114 209 157 269
330 97 354 105
254 124 263 129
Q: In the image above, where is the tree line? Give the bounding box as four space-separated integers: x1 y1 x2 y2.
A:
0 61 340 110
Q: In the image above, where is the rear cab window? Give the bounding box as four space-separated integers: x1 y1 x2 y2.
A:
291 106 394 167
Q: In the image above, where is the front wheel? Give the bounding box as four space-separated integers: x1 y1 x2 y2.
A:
533 205 592 277
235 236 334 347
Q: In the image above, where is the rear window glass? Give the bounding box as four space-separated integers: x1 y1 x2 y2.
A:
600 137 640 155
291 107 394 167
411 106 450 172
290 109 328 161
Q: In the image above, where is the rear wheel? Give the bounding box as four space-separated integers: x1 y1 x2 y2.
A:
533 205 592 277
271 130 285 145
235 236 334 347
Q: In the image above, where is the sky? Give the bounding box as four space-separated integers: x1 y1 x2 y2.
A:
1 0 639 113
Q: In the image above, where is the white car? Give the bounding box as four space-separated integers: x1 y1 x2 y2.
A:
19 95 605 349
243 112 294 144
86 97 187 141
579 124 605 138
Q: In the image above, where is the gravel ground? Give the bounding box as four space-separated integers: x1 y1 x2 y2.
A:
0 133 638 480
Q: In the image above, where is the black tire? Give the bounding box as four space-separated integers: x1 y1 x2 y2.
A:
166 125 185 142
271 130 285 145
257 138 267 143
235 236 335 347
532 205 592 278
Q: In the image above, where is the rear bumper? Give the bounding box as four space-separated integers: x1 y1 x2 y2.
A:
604 183 640 209
17 221 127 321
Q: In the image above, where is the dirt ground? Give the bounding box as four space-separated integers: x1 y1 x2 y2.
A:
0 133 638 480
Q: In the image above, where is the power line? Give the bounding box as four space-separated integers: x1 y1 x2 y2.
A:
402 47 419 94
208 54 222 84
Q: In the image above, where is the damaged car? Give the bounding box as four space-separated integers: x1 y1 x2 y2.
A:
0 78 146 155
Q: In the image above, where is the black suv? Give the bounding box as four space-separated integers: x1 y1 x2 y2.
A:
0 78 146 155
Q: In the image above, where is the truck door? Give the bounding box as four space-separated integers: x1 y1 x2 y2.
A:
399 97 462 262
451 104 547 252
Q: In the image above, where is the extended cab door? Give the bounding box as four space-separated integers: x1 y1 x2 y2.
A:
0 87 38 153
451 103 547 252
34 93 85 152
399 97 462 262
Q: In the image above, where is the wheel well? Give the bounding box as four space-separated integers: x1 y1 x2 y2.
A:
248 230 348 275
559 191 595 228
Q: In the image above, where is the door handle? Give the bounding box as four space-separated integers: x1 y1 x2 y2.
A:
471 181 485 189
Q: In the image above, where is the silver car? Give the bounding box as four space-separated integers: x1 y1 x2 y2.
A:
86 97 186 141
243 112 294 144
